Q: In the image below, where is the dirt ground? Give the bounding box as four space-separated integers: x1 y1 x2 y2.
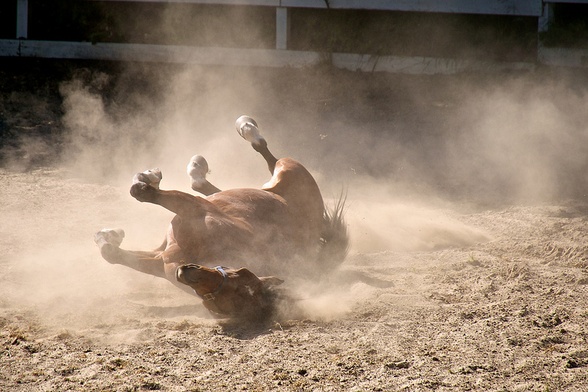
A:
1 60 588 391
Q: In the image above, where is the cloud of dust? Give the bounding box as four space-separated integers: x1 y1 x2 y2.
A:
283 280 380 322
440 77 588 203
4 6 588 327
342 184 490 253
58 65 275 191
13 65 588 327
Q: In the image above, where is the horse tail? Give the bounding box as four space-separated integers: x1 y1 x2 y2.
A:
318 191 349 268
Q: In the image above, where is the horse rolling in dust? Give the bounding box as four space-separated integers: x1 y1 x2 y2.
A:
95 116 348 320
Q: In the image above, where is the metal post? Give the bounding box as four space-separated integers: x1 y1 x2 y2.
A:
538 2 553 33
16 0 28 39
276 7 288 50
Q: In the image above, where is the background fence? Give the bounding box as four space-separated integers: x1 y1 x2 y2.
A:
1 0 588 73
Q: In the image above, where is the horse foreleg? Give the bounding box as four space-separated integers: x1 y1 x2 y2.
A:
235 115 278 174
94 229 167 279
95 230 197 294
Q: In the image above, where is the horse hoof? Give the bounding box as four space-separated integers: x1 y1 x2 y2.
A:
133 168 162 189
94 228 125 248
187 155 209 180
235 115 265 146
187 155 211 191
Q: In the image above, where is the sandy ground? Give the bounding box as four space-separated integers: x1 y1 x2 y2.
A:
1 61 588 391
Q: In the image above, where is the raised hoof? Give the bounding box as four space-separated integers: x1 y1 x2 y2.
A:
94 228 125 248
187 155 209 187
132 168 162 189
235 115 266 148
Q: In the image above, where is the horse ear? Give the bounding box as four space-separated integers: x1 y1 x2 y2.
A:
259 276 284 287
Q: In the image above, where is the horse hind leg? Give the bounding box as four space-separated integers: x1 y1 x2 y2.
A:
235 115 278 174
187 155 221 196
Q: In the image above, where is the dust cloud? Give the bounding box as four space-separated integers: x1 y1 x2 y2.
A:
439 76 588 203
3 53 588 327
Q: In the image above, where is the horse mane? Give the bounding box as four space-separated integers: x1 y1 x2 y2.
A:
318 191 349 269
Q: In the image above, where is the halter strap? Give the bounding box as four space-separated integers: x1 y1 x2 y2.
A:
197 266 228 301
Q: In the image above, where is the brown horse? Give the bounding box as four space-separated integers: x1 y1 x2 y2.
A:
95 116 348 318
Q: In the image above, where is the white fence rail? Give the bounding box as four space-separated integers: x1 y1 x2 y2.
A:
92 0 545 15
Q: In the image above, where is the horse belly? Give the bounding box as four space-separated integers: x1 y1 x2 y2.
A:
167 188 321 272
